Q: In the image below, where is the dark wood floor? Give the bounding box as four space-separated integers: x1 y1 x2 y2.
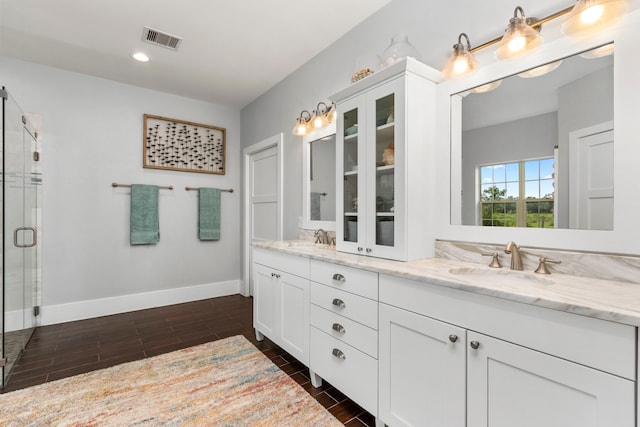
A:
1 294 376 427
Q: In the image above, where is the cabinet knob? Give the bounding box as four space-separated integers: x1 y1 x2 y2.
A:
357 247 363 252
470 341 480 350
332 298 346 309
332 323 346 334
332 348 346 360
271 272 275 277
332 273 346 282
366 248 372 253
449 334 458 343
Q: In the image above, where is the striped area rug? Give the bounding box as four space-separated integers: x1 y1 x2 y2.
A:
0 335 342 426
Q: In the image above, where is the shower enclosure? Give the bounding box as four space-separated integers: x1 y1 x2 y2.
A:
1 87 42 387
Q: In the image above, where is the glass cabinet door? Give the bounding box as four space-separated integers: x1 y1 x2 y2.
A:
373 93 395 248
341 105 361 246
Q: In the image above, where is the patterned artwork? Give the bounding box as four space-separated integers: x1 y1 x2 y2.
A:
143 114 226 175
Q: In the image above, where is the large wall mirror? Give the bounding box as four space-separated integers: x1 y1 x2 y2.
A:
453 44 614 231
301 123 336 231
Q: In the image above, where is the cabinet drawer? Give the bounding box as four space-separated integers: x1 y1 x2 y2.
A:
310 260 378 300
253 247 309 278
310 327 377 416
310 282 378 329
310 304 377 358
380 274 637 380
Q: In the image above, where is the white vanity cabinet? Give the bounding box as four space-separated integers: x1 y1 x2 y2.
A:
308 260 379 417
331 58 439 261
379 274 636 427
466 331 634 427
378 303 466 426
253 248 310 365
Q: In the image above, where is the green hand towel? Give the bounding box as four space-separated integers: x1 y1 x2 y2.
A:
199 188 221 241
130 184 160 245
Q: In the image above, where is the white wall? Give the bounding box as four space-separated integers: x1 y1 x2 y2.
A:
1 56 242 324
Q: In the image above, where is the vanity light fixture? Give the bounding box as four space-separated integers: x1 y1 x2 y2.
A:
441 2 627 80
310 102 332 130
292 102 336 136
517 59 563 78
292 110 312 136
442 33 478 79
495 6 543 60
562 0 628 36
131 51 150 62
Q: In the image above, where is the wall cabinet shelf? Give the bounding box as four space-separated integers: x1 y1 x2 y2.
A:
331 57 440 261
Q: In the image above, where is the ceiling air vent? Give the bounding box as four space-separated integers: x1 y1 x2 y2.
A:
142 26 182 50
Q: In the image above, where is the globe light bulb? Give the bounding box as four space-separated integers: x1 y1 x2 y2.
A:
508 36 526 52
453 58 469 74
581 4 605 23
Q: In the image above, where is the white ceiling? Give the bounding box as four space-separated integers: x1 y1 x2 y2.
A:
0 0 391 108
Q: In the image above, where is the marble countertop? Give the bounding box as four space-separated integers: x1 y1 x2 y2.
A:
254 240 640 327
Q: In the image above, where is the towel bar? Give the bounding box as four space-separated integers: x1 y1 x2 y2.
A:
112 182 173 190
185 186 233 193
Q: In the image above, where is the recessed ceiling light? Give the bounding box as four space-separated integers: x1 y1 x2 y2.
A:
131 52 150 62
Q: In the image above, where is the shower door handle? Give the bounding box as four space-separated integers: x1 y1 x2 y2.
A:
14 227 37 248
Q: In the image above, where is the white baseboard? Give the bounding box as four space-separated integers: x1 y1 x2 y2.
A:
39 280 241 326
4 309 35 333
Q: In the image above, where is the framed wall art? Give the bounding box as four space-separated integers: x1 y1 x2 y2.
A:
143 114 226 175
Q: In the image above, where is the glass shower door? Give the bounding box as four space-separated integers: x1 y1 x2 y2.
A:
2 88 40 386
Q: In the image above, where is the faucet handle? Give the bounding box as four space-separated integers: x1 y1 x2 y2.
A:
534 257 561 274
481 252 502 268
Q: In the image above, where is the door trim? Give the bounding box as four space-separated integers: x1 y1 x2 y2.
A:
243 134 283 296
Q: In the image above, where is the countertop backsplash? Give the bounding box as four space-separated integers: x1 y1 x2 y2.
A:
435 240 640 284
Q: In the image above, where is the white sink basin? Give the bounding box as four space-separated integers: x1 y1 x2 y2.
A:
448 267 554 286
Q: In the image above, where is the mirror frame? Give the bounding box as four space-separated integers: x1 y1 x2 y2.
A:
301 122 337 231
435 11 640 255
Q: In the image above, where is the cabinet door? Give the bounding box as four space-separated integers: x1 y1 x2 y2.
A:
278 271 309 365
337 94 366 253
365 77 406 260
467 331 635 427
379 303 466 427
253 263 277 338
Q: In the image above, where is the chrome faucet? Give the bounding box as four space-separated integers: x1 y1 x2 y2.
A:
504 241 523 270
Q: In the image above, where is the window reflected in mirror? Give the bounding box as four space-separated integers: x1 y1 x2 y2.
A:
453 43 614 230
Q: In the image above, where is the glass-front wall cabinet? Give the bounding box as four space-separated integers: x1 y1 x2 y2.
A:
334 58 438 261
337 75 404 260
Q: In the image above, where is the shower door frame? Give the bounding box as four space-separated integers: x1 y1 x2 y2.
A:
1 86 41 387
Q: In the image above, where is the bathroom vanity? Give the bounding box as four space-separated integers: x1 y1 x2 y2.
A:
253 9 640 426
253 241 638 427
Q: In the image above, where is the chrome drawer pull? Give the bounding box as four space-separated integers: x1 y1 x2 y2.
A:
331 298 346 309
332 323 346 334
332 348 346 360
470 341 480 350
332 273 346 282
449 334 458 343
